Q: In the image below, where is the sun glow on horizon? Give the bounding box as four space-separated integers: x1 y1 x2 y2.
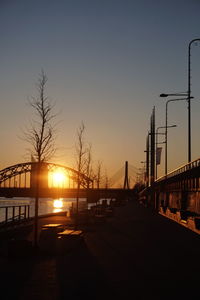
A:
53 198 63 213
49 169 68 188
53 198 63 208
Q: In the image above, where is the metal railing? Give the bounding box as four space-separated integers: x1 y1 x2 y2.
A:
156 157 200 183
0 204 30 225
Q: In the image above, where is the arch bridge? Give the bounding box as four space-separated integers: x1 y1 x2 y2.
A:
0 162 132 201
0 162 93 198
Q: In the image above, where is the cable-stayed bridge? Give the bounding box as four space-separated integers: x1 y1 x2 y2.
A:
109 163 138 188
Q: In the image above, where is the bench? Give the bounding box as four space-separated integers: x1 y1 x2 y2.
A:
57 229 83 253
39 224 65 254
42 223 63 229
57 229 83 238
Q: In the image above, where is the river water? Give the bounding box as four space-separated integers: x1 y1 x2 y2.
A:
0 196 113 223
0 197 88 223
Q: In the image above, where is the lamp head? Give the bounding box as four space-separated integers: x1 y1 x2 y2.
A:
160 93 168 97
160 92 189 98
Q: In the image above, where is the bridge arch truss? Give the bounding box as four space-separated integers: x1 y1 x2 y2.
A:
0 162 93 189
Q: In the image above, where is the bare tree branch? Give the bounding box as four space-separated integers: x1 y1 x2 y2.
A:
24 70 57 162
96 160 103 189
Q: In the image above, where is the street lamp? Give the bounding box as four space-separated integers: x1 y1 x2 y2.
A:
188 39 200 162
160 93 188 98
155 125 177 179
160 92 195 165
160 96 192 175
160 38 200 163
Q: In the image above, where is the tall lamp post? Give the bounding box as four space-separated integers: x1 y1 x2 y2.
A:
160 38 200 164
159 95 191 175
188 39 200 162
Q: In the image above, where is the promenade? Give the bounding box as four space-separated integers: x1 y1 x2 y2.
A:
1 199 200 300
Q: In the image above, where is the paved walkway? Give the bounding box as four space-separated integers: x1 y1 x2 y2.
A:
1 200 200 300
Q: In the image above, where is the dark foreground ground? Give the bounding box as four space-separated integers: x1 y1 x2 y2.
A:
1 199 200 300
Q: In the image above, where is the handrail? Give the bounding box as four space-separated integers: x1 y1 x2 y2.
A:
156 157 200 183
0 204 30 225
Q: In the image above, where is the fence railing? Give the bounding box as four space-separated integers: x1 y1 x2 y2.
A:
156 157 200 183
0 205 30 225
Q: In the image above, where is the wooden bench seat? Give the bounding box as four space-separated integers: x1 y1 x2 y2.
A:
57 229 83 237
42 223 63 229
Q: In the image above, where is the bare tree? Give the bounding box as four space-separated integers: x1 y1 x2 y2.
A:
75 122 88 219
103 168 111 202
24 70 57 247
96 160 103 189
103 168 110 189
85 143 93 188
25 70 56 162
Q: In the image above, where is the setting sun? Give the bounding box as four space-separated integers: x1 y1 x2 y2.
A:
49 169 68 188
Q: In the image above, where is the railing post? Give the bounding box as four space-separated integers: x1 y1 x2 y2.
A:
19 206 21 220
24 205 27 219
12 206 15 221
5 207 8 223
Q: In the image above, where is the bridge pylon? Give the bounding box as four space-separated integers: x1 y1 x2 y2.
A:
123 161 130 190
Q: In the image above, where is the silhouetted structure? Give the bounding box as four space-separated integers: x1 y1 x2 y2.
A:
150 107 155 186
123 161 130 189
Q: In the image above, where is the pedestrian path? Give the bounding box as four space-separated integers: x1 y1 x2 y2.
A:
1 200 200 300
84 201 200 299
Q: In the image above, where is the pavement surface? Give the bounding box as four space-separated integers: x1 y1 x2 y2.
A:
1 199 200 300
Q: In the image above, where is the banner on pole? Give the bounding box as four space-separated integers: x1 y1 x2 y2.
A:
156 147 162 165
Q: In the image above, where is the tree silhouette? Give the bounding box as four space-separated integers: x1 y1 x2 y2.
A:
24 70 57 247
24 70 56 162
75 122 88 223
